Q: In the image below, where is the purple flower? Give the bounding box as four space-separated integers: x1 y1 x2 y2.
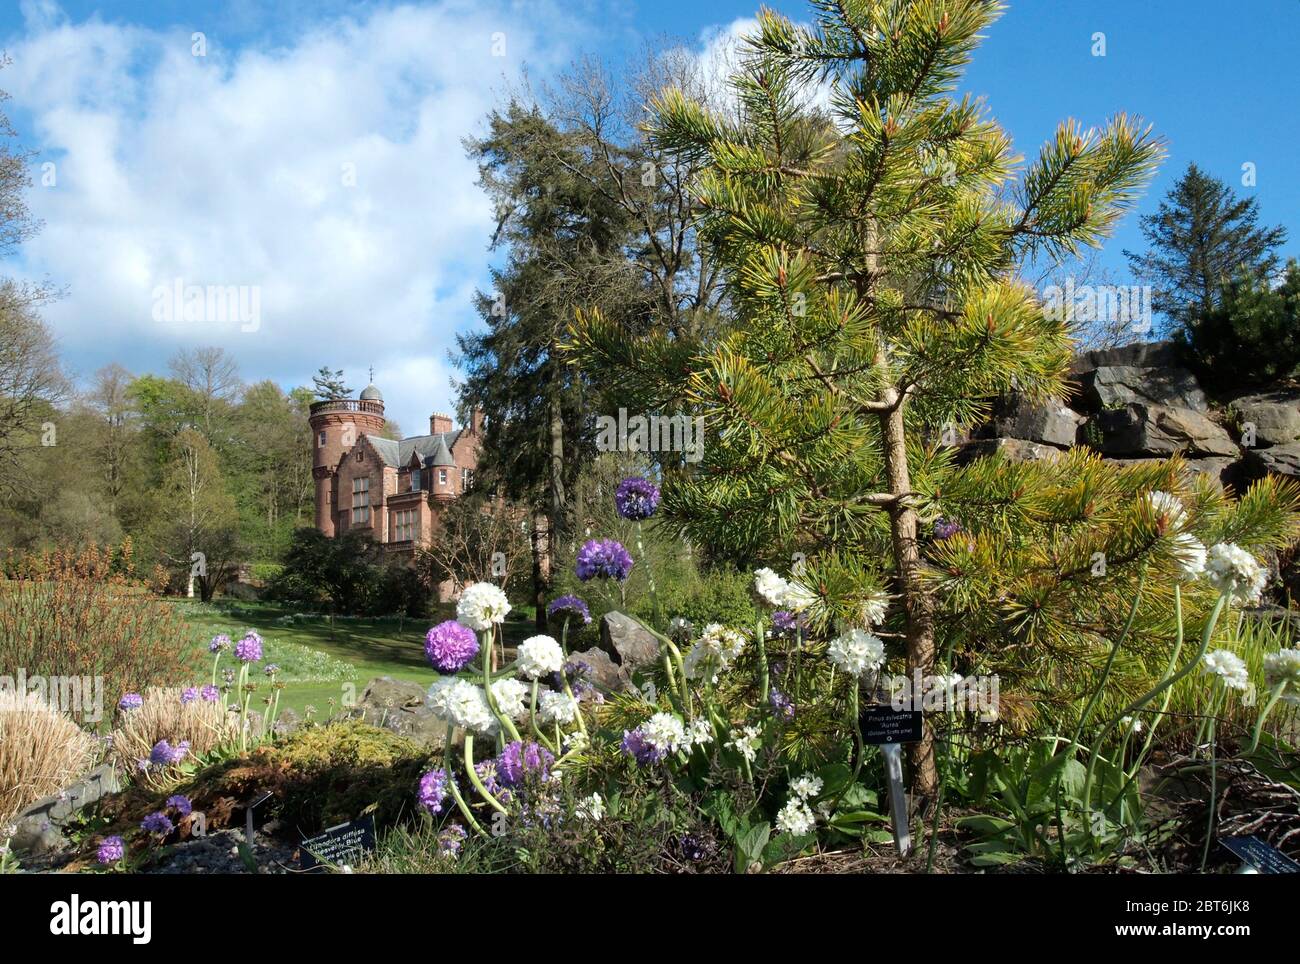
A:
769 686 796 721
771 610 803 632
180 687 198 704
621 726 665 765
165 794 193 816
437 824 468 856
474 760 511 802
498 740 554 787
614 476 660 520
418 768 451 815
209 634 231 653
423 620 480 673
235 632 263 663
677 833 713 861
118 693 143 711
140 812 174 835
96 836 125 865
149 739 190 767
264 664 280 677
933 517 963 540
576 539 634 582
200 685 220 702
547 594 592 625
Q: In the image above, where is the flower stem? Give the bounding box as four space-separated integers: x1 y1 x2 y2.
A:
1247 683 1286 755
443 725 486 837
463 735 507 814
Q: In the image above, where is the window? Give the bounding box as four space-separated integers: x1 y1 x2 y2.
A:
394 509 416 542
411 468 421 492
351 476 370 525
461 468 473 492
438 468 448 486
356 449 364 462
318 430 326 447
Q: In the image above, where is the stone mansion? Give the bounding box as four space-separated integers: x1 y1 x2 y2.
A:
309 381 480 557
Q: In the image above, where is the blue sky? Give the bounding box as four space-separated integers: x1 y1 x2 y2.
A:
1 0 1296 433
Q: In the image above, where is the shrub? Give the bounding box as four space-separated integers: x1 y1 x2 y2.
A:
0 543 198 707
0 690 98 824
109 687 245 771
1181 261 1300 391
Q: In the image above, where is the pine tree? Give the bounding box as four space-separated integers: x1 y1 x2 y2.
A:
570 0 1185 793
311 367 350 401
1125 162 1287 335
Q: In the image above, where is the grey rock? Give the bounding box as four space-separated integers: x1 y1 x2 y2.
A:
349 676 447 750
567 646 633 693
986 395 1083 448
1087 403 1238 458
1077 365 1208 412
1071 341 1181 374
599 611 661 672
1245 442 1300 478
11 822 68 857
1182 457 1239 490
10 764 122 858
956 437 1062 464
1229 391 1300 447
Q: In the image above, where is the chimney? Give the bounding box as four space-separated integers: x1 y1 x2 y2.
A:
430 413 453 436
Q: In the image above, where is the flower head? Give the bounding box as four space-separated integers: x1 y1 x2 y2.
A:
1263 648 1300 703
235 632 263 663
424 620 480 672
1204 543 1268 604
516 635 564 680
489 677 530 721
180 687 198 705
576 792 605 822
933 517 963 540
96 835 125 865
683 623 747 683
726 725 762 763
827 629 886 677
790 773 823 799
1203 649 1250 691
200 684 220 702
776 798 816 836
576 539 634 581
781 580 817 613
537 689 580 726
1170 533 1208 580
426 677 497 736
166 794 193 817
209 634 232 653
753 567 789 608
614 476 660 520
769 686 796 720
498 740 555 787
1144 490 1188 532
437 823 467 856
140 812 174 836
547 594 591 625
118 693 143 711
456 582 512 630
418 768 451 815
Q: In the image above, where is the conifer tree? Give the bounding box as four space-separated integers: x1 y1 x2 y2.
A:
569 0 1212 793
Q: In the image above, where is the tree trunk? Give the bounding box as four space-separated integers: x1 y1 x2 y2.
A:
531 510 548 631
880 397 938 798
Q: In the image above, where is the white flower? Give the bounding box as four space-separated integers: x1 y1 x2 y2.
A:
456 582 511 630
1119 715 1144 734
754 567 789 607
426 677 497 736
537 689 580 725
687 717 714 747
576 792 605 822
1145 490 1188 530
726 725 762 763
827 629 886 677
1203 649 1250 691
775 798 816 836
1204 543 1268 605
781 580 817 613
859 589 890 627
1170 533 1207 580
1263 648 1300 704
790 772 823 799
683 623 747 682
642 712 689 755
516 635 564 679
489 678 530 721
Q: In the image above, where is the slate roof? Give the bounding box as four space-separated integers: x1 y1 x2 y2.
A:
365 430 463 468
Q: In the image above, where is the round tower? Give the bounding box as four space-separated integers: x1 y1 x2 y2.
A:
309 384 387 536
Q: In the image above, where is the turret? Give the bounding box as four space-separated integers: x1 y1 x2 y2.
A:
309 383 387 535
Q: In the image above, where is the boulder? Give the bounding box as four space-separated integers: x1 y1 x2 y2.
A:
984 395 1083 448
1229 390 1300 447
1076 365 1208 412
348 676 447 750
1070 341 1181 374
9 764 121 857
956 437 1062 465
1244 442 1300 479
1087 403 1238 458
599 611 661 672
567 646 633 693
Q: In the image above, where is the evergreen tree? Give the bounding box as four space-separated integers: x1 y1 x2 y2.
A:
1125 162 1287 335
570 0 1179 793
311 366 351 400
1184 260 1300 389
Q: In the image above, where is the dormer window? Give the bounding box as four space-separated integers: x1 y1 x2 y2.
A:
411 468 421 491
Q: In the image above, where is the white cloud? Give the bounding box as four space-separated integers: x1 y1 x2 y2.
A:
3 1 589 432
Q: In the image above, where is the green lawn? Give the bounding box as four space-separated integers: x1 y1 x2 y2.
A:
172 599 541 719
